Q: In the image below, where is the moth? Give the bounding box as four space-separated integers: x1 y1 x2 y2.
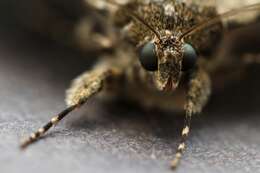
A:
20 0 260 170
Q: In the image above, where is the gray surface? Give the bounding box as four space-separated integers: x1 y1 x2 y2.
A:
0 27 260 173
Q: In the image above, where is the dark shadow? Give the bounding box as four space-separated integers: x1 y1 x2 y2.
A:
0 25 97 92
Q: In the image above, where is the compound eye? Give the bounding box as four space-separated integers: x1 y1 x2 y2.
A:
139 42 158 71
182 43 198 71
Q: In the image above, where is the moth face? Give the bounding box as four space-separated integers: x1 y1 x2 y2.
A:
138 34 198 91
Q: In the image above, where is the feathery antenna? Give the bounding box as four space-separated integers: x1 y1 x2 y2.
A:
106 0 162 41
180 3 260 39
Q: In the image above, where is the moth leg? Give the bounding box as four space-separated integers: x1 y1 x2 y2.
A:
20 60 121 149
171 68 211 169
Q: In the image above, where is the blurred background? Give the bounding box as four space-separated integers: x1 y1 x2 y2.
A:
0 1 260 173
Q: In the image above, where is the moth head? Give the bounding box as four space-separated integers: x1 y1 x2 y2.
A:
130 2 260 91
138 31 198 91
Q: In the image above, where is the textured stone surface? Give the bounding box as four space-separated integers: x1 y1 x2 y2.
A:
0 20 260 173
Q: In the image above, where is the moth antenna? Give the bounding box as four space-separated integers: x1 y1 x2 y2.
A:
170 112 191 169
180 3 260 39
106 0 162 41
129 12 162 41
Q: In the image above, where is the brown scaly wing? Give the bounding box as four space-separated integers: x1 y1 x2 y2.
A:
14 0 116 54
216 0 260 26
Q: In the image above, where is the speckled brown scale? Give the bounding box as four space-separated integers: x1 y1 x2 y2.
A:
115 0 222 54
